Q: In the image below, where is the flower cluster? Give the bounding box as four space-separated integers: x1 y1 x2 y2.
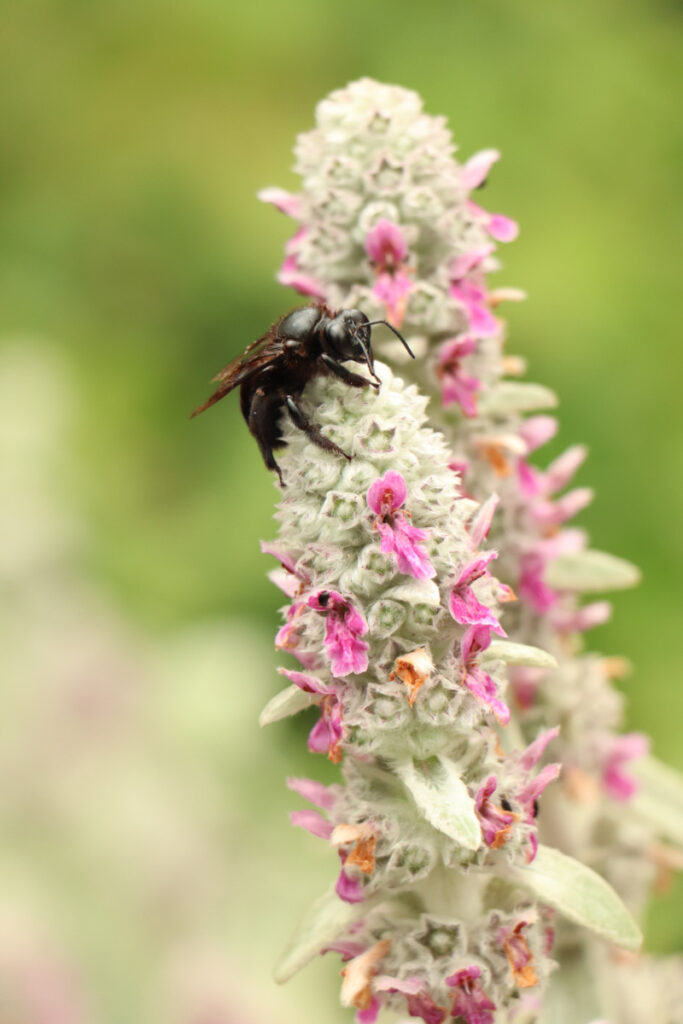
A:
259 79 682 1022
259 364 565 1021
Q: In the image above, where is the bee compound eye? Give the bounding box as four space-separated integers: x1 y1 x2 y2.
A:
317 591 330 607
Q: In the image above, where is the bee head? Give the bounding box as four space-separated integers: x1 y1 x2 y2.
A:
324 310 375 375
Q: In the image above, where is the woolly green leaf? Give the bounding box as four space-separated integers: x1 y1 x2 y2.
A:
631 756 683 847
483 640 557 669
259 685 319 727
477 381 558 415
545 549 640 592
394 755 481 850
510 845 642 951
274 885 368 984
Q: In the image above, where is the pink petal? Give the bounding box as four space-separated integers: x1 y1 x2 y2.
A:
461 625 493 664
278 667 331 696
449 587 505 636
260 540 298 573
372 270 413 320
454 553 498 589
461 149 501 190
405 991 447 1024
450 281 499 338
464 666 511 726
487 213 519 242
552 600 612 633
438 335 478 363
543 445 588 494
257 187 303 218
367 471 407 515
308 711 342 756
376 518 436 581
278 254 327 299
519 727 560 771
603 733 650 802
518 416 558 453
268 568 300 597
531 488 593 529
356 998 381 1024
287 776 338 810
290 809 333 840
336 869 365 903
518 763 562 808
469 494 499 548
451 245 495 280
365 219 408 264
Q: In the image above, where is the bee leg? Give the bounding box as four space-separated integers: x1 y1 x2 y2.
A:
285 395 352 461
247 388 285 486
320 354 380 390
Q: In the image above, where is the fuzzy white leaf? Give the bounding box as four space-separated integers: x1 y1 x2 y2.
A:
545 549 640 592
510 845 642 951
477 381 558 415
384 578 441 607
631 756 683 847
483 640 557 669
274 885 368 984
394 755 481 850
259 684 319 727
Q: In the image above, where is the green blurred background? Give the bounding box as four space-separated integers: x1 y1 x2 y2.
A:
1 0 681 1019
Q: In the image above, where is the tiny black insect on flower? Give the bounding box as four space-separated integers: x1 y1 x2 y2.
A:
191 304 414 485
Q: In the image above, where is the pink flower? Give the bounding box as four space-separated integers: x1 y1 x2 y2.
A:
602 733 649 801
468 493 499 548
436 336 481 416
373 977 446 1024
449 552 506 636
261 540 308 597
287 775 339 811
475 776 517 849
365 219 413 326
518 416 558 454
449 246 500 338
518 727 560 771
450 280 499 338
307 591 369 677
257 186 303 219
467 200 519 243
460 626 510 725
279 668 343 761
552 600 612 634
277 228 327 299
460 149 501 190
367 471 436 581
445 966 496 1024
290 808 333 840
519 530 587 613
336 868 365 903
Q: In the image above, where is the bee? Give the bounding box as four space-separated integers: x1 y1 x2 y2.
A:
191 304 414 485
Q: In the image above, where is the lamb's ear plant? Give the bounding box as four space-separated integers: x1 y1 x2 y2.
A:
256 80 683 1023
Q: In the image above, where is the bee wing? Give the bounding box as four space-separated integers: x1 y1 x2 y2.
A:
210 331 273 384
190 334 281 418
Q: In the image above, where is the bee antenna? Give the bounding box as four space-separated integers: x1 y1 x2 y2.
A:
365 320 415 359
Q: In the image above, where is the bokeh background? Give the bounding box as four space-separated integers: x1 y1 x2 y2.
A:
1 0 681 1020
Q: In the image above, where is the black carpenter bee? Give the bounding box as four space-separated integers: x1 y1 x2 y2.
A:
191 304 414 485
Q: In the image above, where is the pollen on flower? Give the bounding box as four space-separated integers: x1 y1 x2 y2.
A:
390 647 433 705
331 824 377 875
500 922 538 989
340 939 391 1011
